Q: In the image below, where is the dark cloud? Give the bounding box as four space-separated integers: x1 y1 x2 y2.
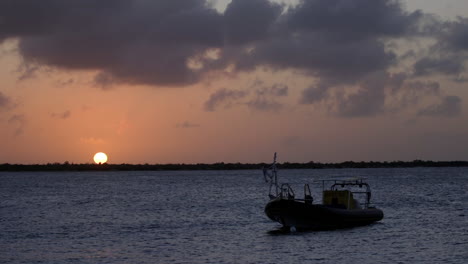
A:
438 17 468 51
51 110 71 119
0 0 422 87
246 98 282 112
232 32 396 83
300 72 391 117
300 82 331 104
204 82 288 112
411 17 468 78
226 0 417 101
252 83 288 97
276 1 466 117
266 84 288 96
224 0 283 45
391 80 440 109
93 72 116 90
301 72 444 118
286 0 422 40
204 88 248 111
1 0 467 118
413 56 465 76
418 96 462 117
2 0 224 86
0 92 14 110
335 72 388 117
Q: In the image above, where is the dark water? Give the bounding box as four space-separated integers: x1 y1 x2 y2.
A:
1 168 467 264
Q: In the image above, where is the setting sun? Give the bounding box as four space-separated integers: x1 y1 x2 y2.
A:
93 152 108 164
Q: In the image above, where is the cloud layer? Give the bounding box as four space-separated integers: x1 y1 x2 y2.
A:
1 0 467 117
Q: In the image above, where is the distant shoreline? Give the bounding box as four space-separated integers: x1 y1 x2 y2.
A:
1 160 468 171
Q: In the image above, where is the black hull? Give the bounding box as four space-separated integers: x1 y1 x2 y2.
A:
265 198 384 230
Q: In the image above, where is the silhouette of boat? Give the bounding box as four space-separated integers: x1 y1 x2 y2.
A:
263 153 384 231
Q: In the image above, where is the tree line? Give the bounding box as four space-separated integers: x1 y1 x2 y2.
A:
1 160 468 171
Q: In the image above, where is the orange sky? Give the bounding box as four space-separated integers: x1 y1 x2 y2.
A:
1 0 468 164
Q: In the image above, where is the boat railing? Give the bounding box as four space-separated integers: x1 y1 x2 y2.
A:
317 178 373 209
262 154 377 208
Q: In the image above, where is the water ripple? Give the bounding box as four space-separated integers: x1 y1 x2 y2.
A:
1 168 467 264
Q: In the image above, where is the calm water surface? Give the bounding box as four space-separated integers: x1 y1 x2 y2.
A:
1 168 467 263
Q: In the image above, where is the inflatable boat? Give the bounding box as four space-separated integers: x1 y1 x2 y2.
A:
263 154 384 231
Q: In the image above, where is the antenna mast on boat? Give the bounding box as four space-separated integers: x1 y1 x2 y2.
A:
263 152 279 199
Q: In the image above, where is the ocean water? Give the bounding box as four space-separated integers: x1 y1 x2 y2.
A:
1 168 467 264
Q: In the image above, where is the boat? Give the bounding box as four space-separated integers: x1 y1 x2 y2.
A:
263 153 384 231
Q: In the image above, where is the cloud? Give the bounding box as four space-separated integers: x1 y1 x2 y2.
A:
204 82 288 112
300 72 391 117
0 92 14 111
176 121 200 128
438 17 468 52
204 88 248 111
231 32 397 83
286 0 421 37
227 0 422 82
383 80 441 113
50 110 71 119
93 72 116 90
301 72 444 118
246 98 283 112
334 72 387 117
413 56 465 76
16 63 41 81
1 0 467 118
2 0 225 86
418 96 462 117
224 0 283 45
246 83 288 112
300 83 331 104
0 0 424 87
411 17 468 79
256 83 288 97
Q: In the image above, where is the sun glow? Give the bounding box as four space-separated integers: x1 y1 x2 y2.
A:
93 152 108 164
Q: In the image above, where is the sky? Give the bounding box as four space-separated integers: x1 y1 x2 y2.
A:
1 0 468 164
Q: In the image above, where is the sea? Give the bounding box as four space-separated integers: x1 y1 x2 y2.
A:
1 168 467 264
